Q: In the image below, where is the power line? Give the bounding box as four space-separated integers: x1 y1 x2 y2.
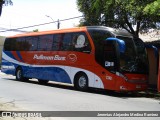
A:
0 27 30 32
0 16 83 33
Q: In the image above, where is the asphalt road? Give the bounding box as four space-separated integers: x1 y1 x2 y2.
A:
0 71 160 120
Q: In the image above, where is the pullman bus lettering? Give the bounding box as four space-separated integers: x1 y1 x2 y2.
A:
33 54 66 61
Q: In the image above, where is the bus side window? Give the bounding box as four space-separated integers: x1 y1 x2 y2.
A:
4 38 17 51
39 35 47 51
52 34 63 51
26 36 38 51
62 33 72 51
37 35 53 51
16 37 26 51
4 38 10 51
25 37 31 51
46 35 53 51
73 32 91 53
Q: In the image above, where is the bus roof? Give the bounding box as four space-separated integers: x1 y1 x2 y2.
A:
8 27 87 38
7 26 133 38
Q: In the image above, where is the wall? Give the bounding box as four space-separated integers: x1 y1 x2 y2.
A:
158 49 160 92
147 48 158 87
0 37 5 66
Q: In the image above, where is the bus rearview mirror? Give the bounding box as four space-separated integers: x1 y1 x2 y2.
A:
106 37 125 53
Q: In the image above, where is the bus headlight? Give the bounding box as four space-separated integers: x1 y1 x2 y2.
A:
116 72 128 81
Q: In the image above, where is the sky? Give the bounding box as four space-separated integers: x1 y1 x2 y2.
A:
0 0 82 36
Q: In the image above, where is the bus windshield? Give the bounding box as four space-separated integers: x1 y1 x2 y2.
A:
117 36 148 74
88 28 148 74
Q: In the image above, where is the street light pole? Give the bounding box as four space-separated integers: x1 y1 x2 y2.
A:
45 15 60 29
46 15 54 22
57 19 60 29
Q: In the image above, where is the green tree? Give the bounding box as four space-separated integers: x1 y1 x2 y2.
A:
77 0 100 26
0 0 13 16
144 0 160 15
77 0 160 37
33 29 39 32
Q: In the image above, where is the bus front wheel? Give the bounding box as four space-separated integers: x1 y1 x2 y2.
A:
16 67 28 81
74 73 88 91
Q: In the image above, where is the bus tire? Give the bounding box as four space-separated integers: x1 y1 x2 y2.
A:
16 67 28 81
38 79 49 84
74 73 88 91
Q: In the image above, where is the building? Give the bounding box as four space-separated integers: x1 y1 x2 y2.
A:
140 30 160 92
0 36 5 66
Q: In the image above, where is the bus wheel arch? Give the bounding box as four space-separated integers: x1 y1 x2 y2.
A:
74 71 89 91
15 66 28 81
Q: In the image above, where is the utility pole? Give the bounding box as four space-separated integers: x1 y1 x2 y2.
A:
57 19 60 29
46 15 60 29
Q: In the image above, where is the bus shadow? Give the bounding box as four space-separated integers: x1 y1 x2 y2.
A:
3 78 159 100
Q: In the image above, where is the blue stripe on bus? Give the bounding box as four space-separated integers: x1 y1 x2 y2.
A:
23 66 72 84
16 51 24 62
4 51 16 60
1 58 16 75
2 52 72 84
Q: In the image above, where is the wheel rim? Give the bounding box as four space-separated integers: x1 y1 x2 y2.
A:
78 76 87 88
17 70 21 80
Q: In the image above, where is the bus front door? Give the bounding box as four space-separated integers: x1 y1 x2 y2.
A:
104 40 119 73
102 40 119 90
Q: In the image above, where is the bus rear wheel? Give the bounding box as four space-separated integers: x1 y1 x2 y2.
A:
16 67 28 81
74 73 88 91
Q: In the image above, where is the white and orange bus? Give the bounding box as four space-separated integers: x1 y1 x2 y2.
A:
1 26 148 92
